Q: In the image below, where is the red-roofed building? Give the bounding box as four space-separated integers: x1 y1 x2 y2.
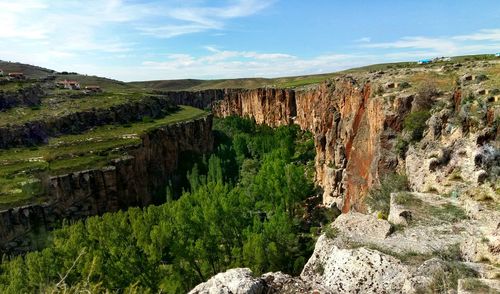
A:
7 72 25 80
56 80 81 90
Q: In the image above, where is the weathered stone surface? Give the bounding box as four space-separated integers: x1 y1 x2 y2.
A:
402 258 446 294
457 278 500 294
210 79 410 212
388 192 412 226
260 272 318 294
405 97 499 201
0 84 44 110
332 211 392 241
189 268 264 294
300 235 411 293
461 236 500 265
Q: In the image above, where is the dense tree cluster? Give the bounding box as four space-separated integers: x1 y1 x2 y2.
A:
0 116 316 293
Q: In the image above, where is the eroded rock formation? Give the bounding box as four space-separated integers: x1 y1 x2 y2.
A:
0 115 213 253
0 84 44 110
208 79 411 212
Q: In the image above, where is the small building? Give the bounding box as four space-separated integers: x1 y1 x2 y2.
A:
56 80 81 90
418 59 432 65
84 85 102 93
7 72 25 80
495 53 500 57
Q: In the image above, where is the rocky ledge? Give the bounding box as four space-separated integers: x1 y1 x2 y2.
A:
0 84 44 111
190 191 500 293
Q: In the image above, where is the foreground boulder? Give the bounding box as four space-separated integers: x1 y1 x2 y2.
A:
300 235 411 293
332 211 392 241
188 268 264 294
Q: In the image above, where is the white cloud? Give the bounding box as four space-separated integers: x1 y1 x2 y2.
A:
137 47 372 81
452 28 500 41
140 0 273 38
363 36 457 52
361 29 500 57
355 37 371 43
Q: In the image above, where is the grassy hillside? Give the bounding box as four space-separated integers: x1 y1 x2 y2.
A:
0 61 54 78
0 106 207 209
130 73 341 91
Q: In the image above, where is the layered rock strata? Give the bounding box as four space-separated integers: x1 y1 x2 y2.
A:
206 80 412 211
0 115 213 253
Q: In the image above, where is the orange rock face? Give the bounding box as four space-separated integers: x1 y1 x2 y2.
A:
214 78 408 212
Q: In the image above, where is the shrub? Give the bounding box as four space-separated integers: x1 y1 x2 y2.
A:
475 74 488 82
373 85 385 96
490 88 500 95
365 173 408 215
394 136 409 156
323 226 340 239
141 116 154 123
398 81 411 89
403 110 431 142
414 81 438 111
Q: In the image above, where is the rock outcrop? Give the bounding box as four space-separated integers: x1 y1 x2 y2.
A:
0 95 177 148
0 115 213 253
190 188 500 293
188 268 265 294
301 235 411 293
0 84 44 110
209 80 411 212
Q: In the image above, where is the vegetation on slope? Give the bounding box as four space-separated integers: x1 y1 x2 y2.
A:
0 106 207 209
0 116 317 293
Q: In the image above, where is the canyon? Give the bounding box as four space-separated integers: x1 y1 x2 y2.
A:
0 57 498 293
166 80 412 212
0 115 213 253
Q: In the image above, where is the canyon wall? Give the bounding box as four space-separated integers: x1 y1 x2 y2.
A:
210 79 411 212
0 115 213 253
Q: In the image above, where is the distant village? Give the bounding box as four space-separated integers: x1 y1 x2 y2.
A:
0 70 102 94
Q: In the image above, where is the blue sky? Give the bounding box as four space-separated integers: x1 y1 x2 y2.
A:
0 0 499 81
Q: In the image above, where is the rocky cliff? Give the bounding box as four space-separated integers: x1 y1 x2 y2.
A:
210 79 411 212
0 84 44 111
0 115 213 253
0 95 177 148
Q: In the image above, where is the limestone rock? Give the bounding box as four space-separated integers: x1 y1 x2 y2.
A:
300 235 411 293
457 278 500 294
189 268 264 294
332 211 392 241
402 258 447 294
461 235 500 264
260 272 321 293
388 192 412 226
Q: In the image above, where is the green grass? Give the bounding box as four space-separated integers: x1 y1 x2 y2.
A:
459 279 492 292
394 192 423 206
0 106 207 209
0 91 148 126
0 80 36 91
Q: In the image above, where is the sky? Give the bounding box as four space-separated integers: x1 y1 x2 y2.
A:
0 0 499 82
